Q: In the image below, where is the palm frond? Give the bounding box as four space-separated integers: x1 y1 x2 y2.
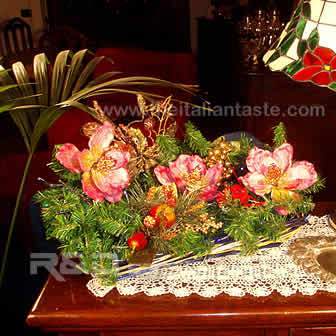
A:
33 53 49 106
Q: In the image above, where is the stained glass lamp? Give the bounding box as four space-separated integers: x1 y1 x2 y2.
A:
263 0 336 90
264 0 336 278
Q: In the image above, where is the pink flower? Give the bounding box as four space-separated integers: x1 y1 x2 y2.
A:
56 122 130 203
154 154 223 201
240 143 318 201
275 207 289 216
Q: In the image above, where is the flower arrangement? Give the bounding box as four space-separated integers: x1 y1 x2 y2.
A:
35 96 324 285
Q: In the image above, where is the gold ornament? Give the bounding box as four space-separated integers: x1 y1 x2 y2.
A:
206 137 234 179
81 122 101 138
134 94 175 137
81 100 114 138
126 127 159 176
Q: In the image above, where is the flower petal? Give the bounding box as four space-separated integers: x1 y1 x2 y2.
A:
105 187 124 203
205 163 223 185
292 66 322 81
246 147 277 175
313 46 336 65
273 143 293 173
82 172 105 201
89 121 114 152
271 188 301 202
169 155 190 179
104 149 130 169
169 155 204 190
312 71 332 86
56 143 82 173
185 155 207 175
275 207 289 216
200 185 219 201
240 172 272 196
279 161 318 190
154 165 175 185
303 51 323 67
91 167 130 195
79 149 100 172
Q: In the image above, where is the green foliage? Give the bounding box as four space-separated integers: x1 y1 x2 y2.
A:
228 134 254 165
47 158 81 184
184 121 211 157
273 196 315 216
169 230 212 257
273 122 287 148
126 173 161 215
156 135 181 165
218 204 286 255
301 176 326 195
34 185 143 285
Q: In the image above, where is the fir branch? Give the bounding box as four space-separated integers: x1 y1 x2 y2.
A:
47 159 81 184
184 121 211 157
273 122 287 148
126 176 162 214
156 134 181 165
277 196 315 216
218 203 286 254
228 134 254 165
93 201 142 237
301 176 326 195
169 230 212 256
34 185 140 284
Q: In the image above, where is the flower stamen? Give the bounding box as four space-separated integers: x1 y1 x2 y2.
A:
265 164 282 186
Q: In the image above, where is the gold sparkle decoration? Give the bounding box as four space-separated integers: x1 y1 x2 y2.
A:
134 94 175 138
184 211 222 235
81 122 102 138
124 127 159 177
81 100 113 138
206 137 234 179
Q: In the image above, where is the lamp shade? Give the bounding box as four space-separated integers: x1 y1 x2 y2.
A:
263 0 336 90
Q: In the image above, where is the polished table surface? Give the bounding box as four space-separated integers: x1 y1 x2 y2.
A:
26 202 336 335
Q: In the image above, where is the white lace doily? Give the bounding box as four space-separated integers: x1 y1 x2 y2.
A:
87 216 336 298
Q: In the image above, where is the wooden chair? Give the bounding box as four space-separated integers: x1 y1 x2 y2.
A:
0 17 35 67
1 17 33 55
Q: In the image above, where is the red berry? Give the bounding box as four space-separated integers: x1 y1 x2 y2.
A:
127 232 148 251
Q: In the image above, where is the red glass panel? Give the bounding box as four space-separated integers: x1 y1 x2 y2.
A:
330 71 336 82
314 47 336 65
312 71 332 86
292 65 322 81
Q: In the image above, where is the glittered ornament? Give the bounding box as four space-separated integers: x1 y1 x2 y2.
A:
149 204 176 229
206 137 234 179
143 215 156 229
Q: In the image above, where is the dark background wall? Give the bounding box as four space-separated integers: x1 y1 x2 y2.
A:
45 0 296 52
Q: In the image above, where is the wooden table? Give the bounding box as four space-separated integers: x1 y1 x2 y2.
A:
26 203 336 336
